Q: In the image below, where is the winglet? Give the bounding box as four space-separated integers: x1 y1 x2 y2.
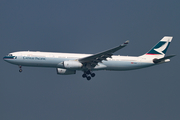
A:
124 40 129 44
121 40 129 47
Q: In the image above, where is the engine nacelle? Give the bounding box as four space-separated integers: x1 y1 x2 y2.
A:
63 60 83 69
56 68 76 75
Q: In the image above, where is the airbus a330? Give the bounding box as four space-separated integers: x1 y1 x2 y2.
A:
3 36 175 80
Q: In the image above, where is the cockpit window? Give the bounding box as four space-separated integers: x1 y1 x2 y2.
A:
8 54 12 56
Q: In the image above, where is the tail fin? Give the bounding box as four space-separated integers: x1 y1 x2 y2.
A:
141 36 173 58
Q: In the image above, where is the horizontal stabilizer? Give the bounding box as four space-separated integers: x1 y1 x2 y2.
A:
153 54 176 63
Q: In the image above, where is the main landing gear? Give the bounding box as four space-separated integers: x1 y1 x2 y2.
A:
19 65 22 72
82 70 95 81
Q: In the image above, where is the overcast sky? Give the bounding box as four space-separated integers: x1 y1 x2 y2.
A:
1 0 180 120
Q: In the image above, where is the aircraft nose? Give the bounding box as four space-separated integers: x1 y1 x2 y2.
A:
3 56 7 62
3 55 15 61
3 56 9 61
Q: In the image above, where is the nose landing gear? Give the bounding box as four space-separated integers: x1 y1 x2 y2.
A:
19 66 22 72
82 70 95 80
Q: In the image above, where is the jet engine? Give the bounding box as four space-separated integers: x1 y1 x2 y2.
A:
56 68 76 75
63 60 83 69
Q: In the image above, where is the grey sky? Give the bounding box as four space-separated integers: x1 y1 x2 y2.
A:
1 0 180 120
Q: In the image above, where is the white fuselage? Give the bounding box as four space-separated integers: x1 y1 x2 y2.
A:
3 36 174 80
4 51 155 71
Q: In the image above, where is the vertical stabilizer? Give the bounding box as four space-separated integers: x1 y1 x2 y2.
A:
141 36 173 58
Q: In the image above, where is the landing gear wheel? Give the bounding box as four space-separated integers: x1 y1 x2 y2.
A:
87 76 91 80
82 73 87 78
91 73 95 77
19 69 22 72
18 65 22 72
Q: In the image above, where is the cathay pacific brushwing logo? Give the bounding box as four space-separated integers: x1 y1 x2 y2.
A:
146 41 170 55
154 41 169 55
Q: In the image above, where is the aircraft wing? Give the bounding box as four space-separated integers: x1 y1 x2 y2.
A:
78 40 129 66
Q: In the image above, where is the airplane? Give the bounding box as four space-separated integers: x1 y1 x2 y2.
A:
3 36 175 80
